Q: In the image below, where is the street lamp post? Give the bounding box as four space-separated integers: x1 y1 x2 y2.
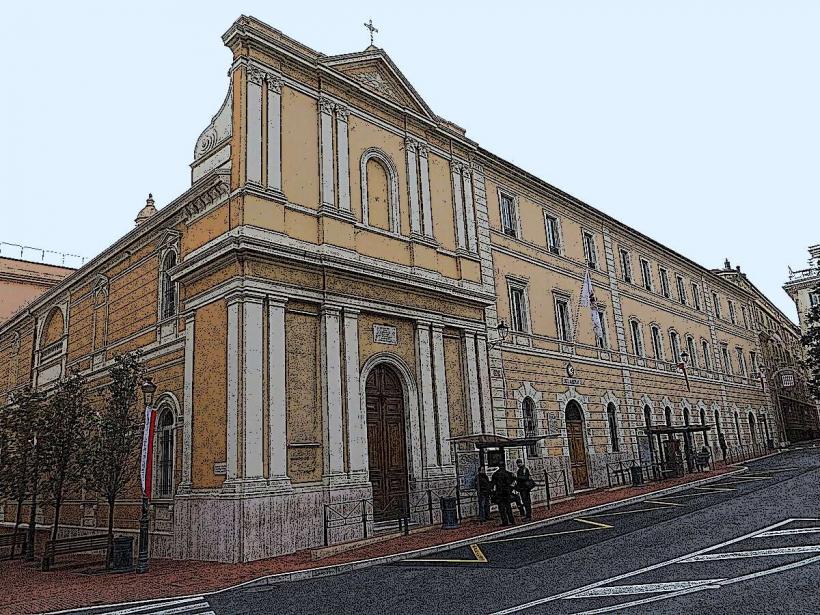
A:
137 377 157 574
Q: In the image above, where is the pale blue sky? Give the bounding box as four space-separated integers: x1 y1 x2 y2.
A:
1 1 816 319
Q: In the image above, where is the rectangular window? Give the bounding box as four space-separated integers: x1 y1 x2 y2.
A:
712 292 722 318
659 267 670 298
811 292 820 307
630 321 644 357
651 326 663 359
619 248 632 283
721 345 732 374
583 231 598 269
509 284 528 333
691 283 701 311
640 259 653 291
728 300 737 325
544 212 561 255
555 297 572 341
686 337 698 367
670 331 682 363
750 351 758 374
676 275 687 305
741 305 749 329
500 193 517 238
736 347 747 376
701 340 711 370
595 309 609 349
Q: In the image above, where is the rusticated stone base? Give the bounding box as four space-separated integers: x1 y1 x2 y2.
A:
173 482 373 563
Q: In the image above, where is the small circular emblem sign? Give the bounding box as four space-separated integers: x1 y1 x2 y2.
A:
566 363 575 378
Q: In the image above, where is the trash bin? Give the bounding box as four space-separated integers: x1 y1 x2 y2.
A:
440 496 459 529
111 535 134 571
630 465 644 487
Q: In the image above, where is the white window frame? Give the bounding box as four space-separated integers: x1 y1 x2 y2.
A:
728 300 737 325
691 283 701 311
507 280 531 333
543 210 562 255
596 308 609 349
554 294 573 342
619 248 632 283
499 190 519 238
669 330 682 363
659 267 670 298
630 319 645 357
640 258 653 291
582 230 599 270
736 347 747 376
712 292 722 318
676 275 687 306
721 344 732 375
686 335 698 367
651 325 664 360
701 339 711 371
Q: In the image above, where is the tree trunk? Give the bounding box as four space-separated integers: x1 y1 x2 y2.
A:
106 496 115 569
25 490 37 561
50 496 63 543
13 496 24 558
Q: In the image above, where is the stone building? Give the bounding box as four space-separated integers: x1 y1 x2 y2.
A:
785 245 820 335
0 16 796 562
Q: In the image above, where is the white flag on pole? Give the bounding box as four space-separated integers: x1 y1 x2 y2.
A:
580 269 604 341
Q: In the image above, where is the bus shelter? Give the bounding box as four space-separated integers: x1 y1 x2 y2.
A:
644 424 712 476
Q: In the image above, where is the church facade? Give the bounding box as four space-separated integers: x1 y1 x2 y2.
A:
0 16 801 563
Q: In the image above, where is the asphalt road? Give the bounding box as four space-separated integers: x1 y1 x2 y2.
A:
81 448 820 615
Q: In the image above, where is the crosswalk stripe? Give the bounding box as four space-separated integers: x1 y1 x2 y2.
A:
153 603 210 615
680 545 820 562
98 597 205 615
567 579 725 599
756 528 820 537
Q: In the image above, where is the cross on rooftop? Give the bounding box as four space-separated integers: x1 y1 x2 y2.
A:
363 19 378 46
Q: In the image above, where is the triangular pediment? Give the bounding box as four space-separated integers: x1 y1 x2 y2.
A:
323 48 436 121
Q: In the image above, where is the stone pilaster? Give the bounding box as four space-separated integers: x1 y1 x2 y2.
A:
321 305 345 482
267 296 291 490
431 324 452 466
246 65 264 185
416 321 439 472
180 314 195 493
336 105 351 213
463 331 482 434
344 309 368 481
319 97 335 210
266 75 283 194
406 138 422 237
451 161 467 250
419 144 434 238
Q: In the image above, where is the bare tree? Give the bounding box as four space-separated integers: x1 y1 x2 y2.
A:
41 371 92 543
86 352 145 565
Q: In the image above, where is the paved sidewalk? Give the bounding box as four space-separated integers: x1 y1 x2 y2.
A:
1 466 737 615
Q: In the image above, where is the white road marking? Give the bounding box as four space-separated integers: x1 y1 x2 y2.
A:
645 499 686 507
692 486 736 492
756 527 820 537
572 586 717 614
488 518 800 615
566 579 724 598
97 597 206 615
680 545 820 562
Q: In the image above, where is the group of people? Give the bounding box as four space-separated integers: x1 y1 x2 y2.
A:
474 458 536 526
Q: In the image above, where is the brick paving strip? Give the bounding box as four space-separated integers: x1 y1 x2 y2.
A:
1 462 760 615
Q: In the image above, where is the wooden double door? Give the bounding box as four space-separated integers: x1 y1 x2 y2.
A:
566 402 589 489
365 364 409 521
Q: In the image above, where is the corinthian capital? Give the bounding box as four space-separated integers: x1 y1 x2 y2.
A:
266 73 282 94
318 96 335 115
404 136 418 153
417 142 429 158
247 64 265 86
335 104 350 121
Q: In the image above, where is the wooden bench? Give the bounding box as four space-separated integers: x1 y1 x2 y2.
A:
41 534 110 571
0 532 27 560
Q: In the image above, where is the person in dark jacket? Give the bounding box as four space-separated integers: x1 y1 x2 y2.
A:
475 467 492 522
515 458 534 520
718 432 728 461
491 465 516 526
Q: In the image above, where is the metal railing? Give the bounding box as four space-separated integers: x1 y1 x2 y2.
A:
722 441 770 464
0 242 85 267
541 466 570 509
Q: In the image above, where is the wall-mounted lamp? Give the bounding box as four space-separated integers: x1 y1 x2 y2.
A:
490 321 509 348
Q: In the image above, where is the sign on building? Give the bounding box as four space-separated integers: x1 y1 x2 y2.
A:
373 324 398 345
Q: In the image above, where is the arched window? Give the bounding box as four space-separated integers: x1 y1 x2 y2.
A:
686 336 698 367
360 148 400 234
665 406 673 427
607 403 619 452
714 408 722 438
701 339 711 371
683 407 691 426
523 397 538 457
155 407 175 498
748 412 757 444
644 405 652 429
669 330 681 363
160 251 178 320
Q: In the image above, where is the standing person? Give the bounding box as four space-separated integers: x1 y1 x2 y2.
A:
475 467 492 522
491 465 516 527
515 458 534 520
718 432 728 462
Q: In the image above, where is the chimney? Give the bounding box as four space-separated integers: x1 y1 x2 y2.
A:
135 193 157 226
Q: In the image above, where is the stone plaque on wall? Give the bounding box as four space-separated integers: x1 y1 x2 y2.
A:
373 324 398 345
213 461 227 476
